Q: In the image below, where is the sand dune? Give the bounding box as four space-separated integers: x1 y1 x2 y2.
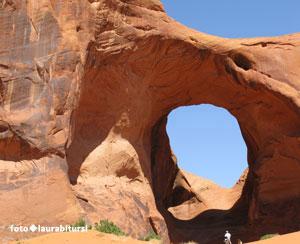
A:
247 231 300 244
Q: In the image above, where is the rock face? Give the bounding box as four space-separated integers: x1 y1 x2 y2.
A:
0 0 300 243
168 170 247 221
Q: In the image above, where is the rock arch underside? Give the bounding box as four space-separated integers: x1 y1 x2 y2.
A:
0 0 300 243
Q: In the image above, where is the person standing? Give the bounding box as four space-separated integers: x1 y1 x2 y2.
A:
224 230 232 244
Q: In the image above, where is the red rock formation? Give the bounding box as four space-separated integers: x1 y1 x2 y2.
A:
1 0 300 243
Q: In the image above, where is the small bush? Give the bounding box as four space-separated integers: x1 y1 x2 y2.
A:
95 220 125 236
71 218 86 228
260 233 279 240
64 218 89 232
143 229 161 241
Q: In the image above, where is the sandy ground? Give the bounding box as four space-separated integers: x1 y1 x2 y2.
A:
10 231 160 244
246 231 300 244
9 230 300 244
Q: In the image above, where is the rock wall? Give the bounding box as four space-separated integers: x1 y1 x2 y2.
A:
0 0 92 241
1 0 300 243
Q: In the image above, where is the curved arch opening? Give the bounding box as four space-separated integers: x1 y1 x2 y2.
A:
167 104 248 188
162 104 249 223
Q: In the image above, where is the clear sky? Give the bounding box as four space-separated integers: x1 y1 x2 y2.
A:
161 0 300 38
163 0 299 188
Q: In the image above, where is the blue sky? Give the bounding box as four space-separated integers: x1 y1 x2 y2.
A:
161 0 300 38
163 0 299 187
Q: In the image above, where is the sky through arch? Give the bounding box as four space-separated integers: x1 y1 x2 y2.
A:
167 105 247 188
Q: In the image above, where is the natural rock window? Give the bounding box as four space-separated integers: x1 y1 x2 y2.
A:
165 104 248 220
167 104 247 188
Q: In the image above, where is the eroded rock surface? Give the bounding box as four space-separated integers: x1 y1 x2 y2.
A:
168 169 248 221
1 0 300 243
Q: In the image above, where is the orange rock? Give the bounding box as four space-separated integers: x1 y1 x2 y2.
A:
0 1 300 243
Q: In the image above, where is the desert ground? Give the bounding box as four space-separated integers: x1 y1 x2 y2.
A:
247 231 300 244
10 231 160 244
8 231 300 244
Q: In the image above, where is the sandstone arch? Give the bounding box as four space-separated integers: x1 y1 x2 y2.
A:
0 0 300 243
